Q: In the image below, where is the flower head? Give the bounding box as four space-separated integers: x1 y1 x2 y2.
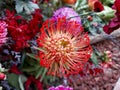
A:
103 0 120 34
0 21 7 47
52 7 81 23
48 85 73 90
5 9 42 51
88 0 104 12
37 17 92 76
114 0 120 13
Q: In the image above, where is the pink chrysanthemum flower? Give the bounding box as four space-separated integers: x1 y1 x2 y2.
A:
0 21 7 46
37 17 92 76
48 85 73 90
52 7 81 23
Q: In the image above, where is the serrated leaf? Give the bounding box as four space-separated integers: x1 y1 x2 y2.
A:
15 0 39 14
15 1 24 13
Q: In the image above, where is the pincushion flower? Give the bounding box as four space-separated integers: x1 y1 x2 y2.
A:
52 7 81 23
48 85 73 90
0 21 7 47
37 17 92 76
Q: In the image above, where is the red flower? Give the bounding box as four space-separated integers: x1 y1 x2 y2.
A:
114 0 120 13
88 0 104 12
25 76 43 90
103 25 114 34
5 9 43 51
9 64 22 74
103 0 120 34
37 17 92 77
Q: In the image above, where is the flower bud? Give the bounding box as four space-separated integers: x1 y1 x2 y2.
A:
87 15 93 21
62 0 77 5
0 73 6 80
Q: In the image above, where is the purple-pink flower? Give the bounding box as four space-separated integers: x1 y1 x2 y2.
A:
52 7 81 23
0 20 7 46
48 85 73 90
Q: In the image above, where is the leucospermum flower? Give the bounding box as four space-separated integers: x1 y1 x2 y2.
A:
37 17 92 76
52 7 81 23
0 21 7 47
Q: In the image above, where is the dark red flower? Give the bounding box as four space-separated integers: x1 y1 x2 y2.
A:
25 76 43 90
103 0 120 34
88 0 104 12
114 0 120 13
103 25 114 34
94 1 104 12
5 9 43 51
9 64 22 74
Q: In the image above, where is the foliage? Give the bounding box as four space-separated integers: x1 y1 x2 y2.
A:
0 0 118 89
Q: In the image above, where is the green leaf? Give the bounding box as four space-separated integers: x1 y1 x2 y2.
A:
90 53 99 65
40 68 47 82
7 73 20 90
101 0 115 5
35 67 44 79
19 52 26 69
15 0 39 14
96 6 116 21
26 53 39 61
22 65 40 72
21 53 41 75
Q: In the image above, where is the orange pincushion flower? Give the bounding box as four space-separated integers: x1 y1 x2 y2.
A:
37 17 92 77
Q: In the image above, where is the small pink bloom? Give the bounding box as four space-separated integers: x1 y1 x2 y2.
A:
0 73 6 80
48 85 73 90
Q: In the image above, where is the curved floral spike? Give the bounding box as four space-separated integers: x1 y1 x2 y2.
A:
37 17 92 77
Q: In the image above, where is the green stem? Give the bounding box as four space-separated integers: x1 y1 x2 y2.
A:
67 12 95 20
35 67 44 79
40 68 47 82
76 5 89 11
